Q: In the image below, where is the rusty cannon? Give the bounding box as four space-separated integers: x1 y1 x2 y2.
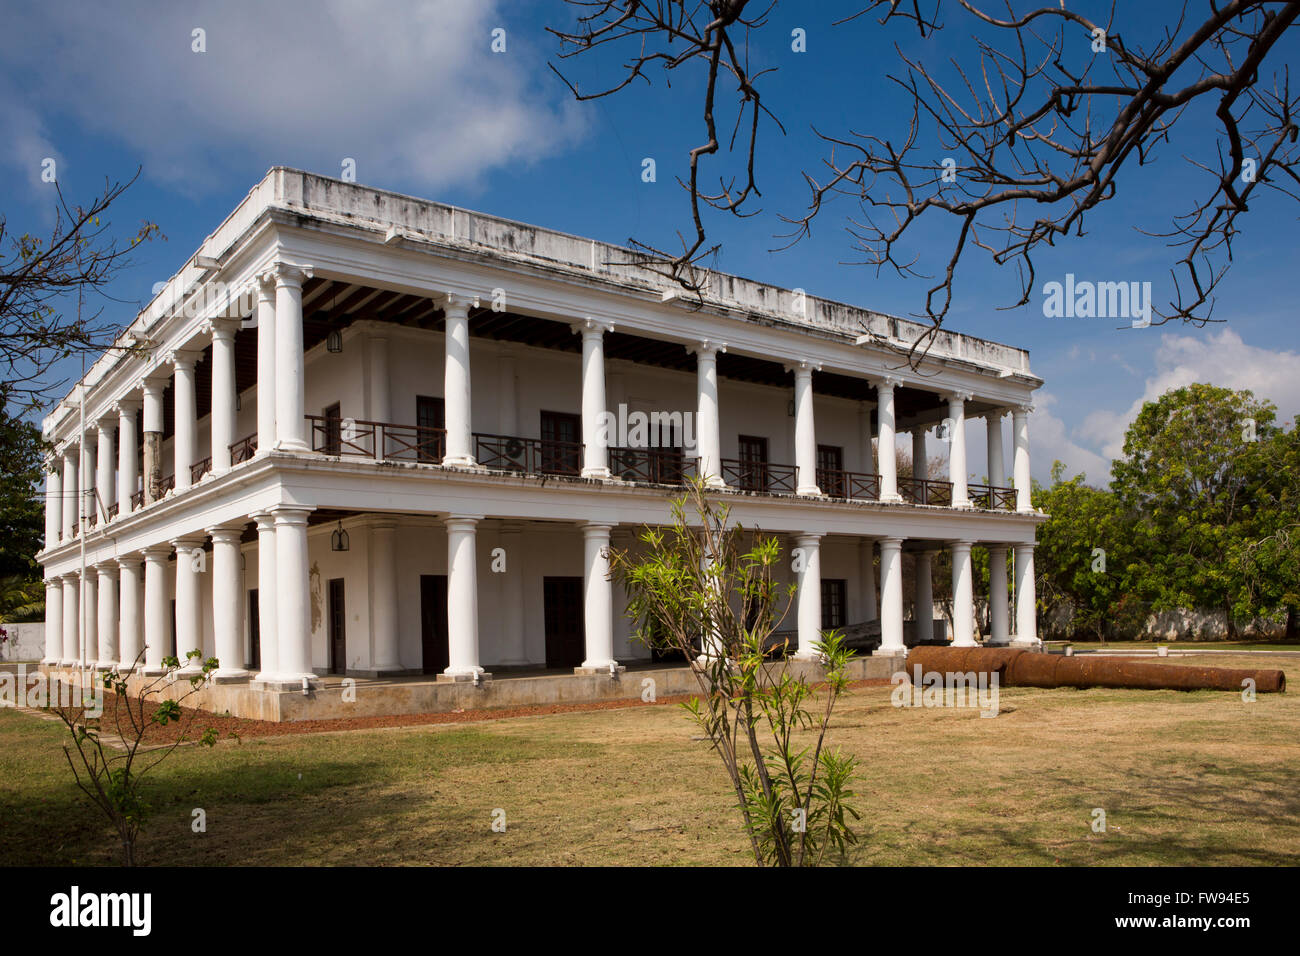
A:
906 646 1286 693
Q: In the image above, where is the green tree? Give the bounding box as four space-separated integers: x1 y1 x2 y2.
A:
1034 461 1140 640
1110 383 1279 638
1235 418 1300 637
0 404 46 613
609 479 860 866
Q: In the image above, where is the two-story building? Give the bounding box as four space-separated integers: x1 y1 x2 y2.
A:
37 168 1044 720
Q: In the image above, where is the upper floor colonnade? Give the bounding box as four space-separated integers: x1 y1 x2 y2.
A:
40 270 1038 548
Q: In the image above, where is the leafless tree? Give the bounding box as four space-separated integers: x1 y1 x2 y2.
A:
1 169 161 411
551 1 1299 355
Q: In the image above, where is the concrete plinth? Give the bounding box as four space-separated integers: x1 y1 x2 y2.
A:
436 671 493 683
574 665 627 677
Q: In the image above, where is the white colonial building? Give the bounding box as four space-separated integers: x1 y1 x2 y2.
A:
37 168 1043 717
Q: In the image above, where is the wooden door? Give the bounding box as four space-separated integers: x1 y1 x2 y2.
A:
738 435 768 492
420 574 449 675
416 395 445 461
328 578 346 673
540 411 581 475
248 589 261 671
817 444 844 496
544 577 585 668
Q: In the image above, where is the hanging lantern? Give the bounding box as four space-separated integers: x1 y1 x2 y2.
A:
327 329 343 353
330 520 350 552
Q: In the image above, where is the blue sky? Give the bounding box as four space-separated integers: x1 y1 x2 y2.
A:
4 0 1297 484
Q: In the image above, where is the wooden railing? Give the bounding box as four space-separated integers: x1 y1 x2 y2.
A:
610 446 694 485
817 468 881 500
475 433 582 476
898 475 953 506
159 474 175 495
968 483 1017 510
230 433 258 464
131 490 144 509
108 502 119 519
190 457 212 483
722 458 797 494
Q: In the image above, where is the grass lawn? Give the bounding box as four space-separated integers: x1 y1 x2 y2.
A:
1 653 1297 866
1047 640 1300 651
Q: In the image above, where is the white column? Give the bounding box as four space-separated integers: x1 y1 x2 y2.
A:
946 392 970 507
575 319 612 479
690 340 725 487
142 379 165 504
444 515 485 678
208 318 239 474
794 533 824 659
273 264 312 452
951 540 976 646
43 579 62 664
499 523 526 666
208 524 247 681
255 273 277 454
987 545 1010 645
62 447 78 538
442 295 475 466
95 418 114 521
82 570 96 666
912 427 927 480
1014 544 1039 645
252 511 279 682
791 361 821 495
987 411 1006 488
117 555 142 671
860 538 877 621
173 536 204 672
116 400 138 513
209 522 246 681
878 537 904 652
914 549 934 644
273 506 315 680
171 351 199 490
79 438 93 531
94 563 118 668
876 377 902 501
45 461 61 548
370 519 401 672
142 546 170 673
61 574 78 665
1013 405 1033 512
579 522 616 670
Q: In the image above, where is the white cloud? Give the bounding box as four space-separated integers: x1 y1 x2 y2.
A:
0 0 586 192
1077 328 1300 462
1028 391 1111 485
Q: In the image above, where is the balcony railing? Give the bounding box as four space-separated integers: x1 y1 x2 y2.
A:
475 433 581 477
131 489 144 510
108 502 119 519
898 475 953 506
817 468 881 500
230 433 258 464
610 446 694 485
307 415 446 463
191 457 212 483
87 513 97 528
159 473 175 495
968 483 1017 510
722 458 797 494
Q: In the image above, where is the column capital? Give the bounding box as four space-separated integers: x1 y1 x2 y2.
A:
784 359 822 375
93 561 119 577
1012 402 1034 416
170 535 207 551
167 348 202 371
983 407 1007 422
112 397 141 416
254 271 277 297
572 317 614 336
943 390 973 405
269 261 314 288
114 553 144 570
442 292 476 317
794 532 824 546
206 523 247 543
949 538 974 550
581 521 614 537
94 413 117 431
202 316 242 341
872 373 903 390
878 536 904 549
270 505 315 526
985 543 1009 555
250 509 278 531
445 513 483 530
686 339 727 358
141 544 173 559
